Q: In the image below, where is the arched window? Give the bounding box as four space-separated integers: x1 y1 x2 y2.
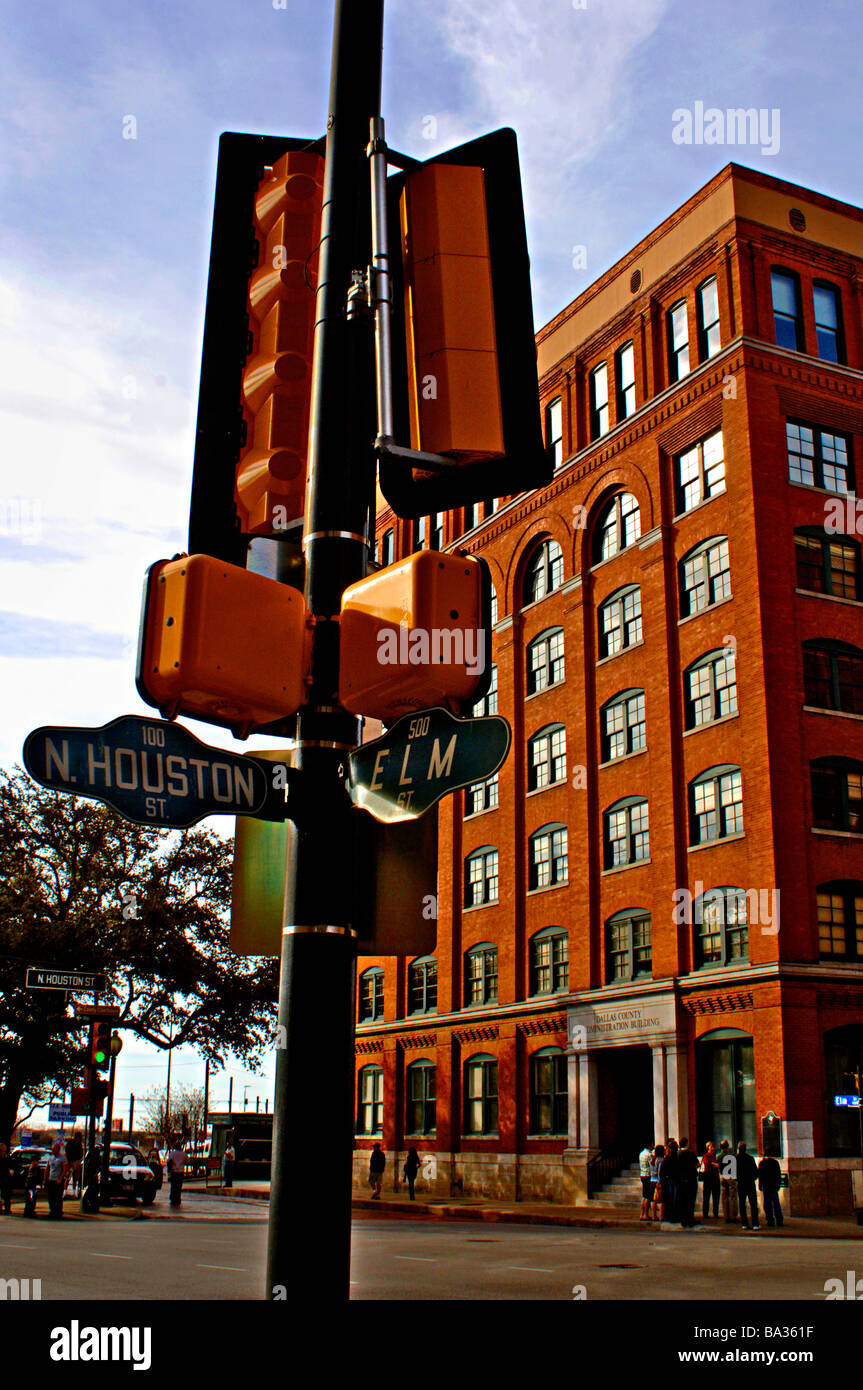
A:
606 909 652 982
696 277 721 360
465 848 498 908
600 689 645 761
811 758 863 832
803 640 863 714
795 526 861 600
529 824 568 890
667 300 690 382
528 724 566 790
690 765 743 844
696 1028 755 1150
594 492 641 563
680 536 731 617
408 956 437 1014
358 967 384 1022
598 586 642 659
527 628 564 693
356 1065 383 1135
464 1054 498 1135
684 649 737 729
529 927 569 995
817 881 863 960
693 887 749 968
603 796 649 868
406 1059 436 1135
530 1048 568 1135
465 943 498 1005
524 540 564 605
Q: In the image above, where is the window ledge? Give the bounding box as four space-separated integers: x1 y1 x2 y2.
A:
811 827 863 839
526 778 568 797
795 588 863 610
462 901 498 913
596 639 644 668
599 747 647 770
788 479 852 500
683 712 739 737
525 680 566 703
678 594 734 628
803 705 863 723
687 831 746 852
672 488 727 525
601 858 651 876
464 805 499 821
526 1134 569 1141
527 881 569 897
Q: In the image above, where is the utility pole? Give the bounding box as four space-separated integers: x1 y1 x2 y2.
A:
265 0 384 1303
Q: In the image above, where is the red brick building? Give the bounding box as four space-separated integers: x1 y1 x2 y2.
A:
354 163 863 1215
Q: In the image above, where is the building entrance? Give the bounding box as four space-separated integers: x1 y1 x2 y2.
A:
595 1045 654 1160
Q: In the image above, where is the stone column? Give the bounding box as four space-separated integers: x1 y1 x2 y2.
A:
652 1043 668 1141
665 1046 689 1139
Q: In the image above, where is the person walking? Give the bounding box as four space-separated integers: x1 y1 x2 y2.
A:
638 1140 654 1220
659 1139 679 1224
0 1143 13 1214
223 1141 236 1190
700 1141 720 1220
45 1141 68 1219
649 1144 664 1222
403 1147 421 1200
718 1139 738 1223
369 1142 386 1198
677 1138 700 1227
64 1131 83 1198
736 1141 759 1230
758 1152 784 1228
166 1139 186 1208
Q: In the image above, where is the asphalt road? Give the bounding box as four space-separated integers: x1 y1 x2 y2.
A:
0 1200 859 1301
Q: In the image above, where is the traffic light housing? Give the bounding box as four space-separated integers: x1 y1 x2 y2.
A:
338 550 492 721
91 1020 111 1071
380 129 549 518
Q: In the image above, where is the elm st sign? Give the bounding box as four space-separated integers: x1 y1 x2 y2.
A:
349 706 511 823
23 713 285 829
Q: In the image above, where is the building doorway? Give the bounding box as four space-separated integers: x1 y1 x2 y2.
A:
824 1024 863 1157
696 1028 756 1151
595 1045 654 1159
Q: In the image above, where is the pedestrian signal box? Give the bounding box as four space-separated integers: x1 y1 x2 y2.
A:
338 550 492 722
136 554 311 738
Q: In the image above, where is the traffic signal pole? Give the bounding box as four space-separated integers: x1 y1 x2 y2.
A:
265 0 384 1302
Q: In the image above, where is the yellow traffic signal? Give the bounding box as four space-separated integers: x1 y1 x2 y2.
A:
234 150 324 537
338 551 491 722
136 554 311 738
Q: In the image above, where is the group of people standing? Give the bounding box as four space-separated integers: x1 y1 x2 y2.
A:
639 1137 785 1230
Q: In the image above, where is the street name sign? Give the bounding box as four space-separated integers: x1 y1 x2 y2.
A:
834 1094 861 1107
348 705 511 823
26 968 107 993
23 713 287 829
73 1003 121 1019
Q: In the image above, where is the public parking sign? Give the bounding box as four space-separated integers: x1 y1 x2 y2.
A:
348 706 511 823
49 1104 72 1123
23 714 287 829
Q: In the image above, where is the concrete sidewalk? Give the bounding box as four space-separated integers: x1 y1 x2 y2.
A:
193 1180 863 1239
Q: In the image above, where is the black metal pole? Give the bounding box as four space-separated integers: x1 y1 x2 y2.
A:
98 1049 119 1207
81 1024 99 1213
265 0 383 1302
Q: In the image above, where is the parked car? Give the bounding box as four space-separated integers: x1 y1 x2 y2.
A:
90 1143 159 1205
9 1147 51 1191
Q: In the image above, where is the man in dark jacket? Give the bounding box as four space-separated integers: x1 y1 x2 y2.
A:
369 1142 386 1198
677 1138 700 1227
736 1141 759 1229
758 1153 784 1227
659 1140 679 1223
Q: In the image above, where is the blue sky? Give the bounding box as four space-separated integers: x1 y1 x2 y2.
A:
2 0 861 1130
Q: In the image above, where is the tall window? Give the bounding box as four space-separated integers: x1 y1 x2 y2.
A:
604 797 649 868
811 758 863 832
813 281 844 364
697 277 721 359
690 766 743 844
473 663 497 716
685 649 738 728
676 429 726 513
772 268 803 351
530 1049 568 1135
359 967 384 1022
545 397 563 468
694 887 749 968
598 586 642 658
803 640 863 714
412 516 426 551
408 956 437 1014
601 690 646 761
525 539 564 604
379 528 394 566
616 342 636 420
606 910 652 982
590 362 609 439
406 1060 436 1135
787 421 851 492
356 1066 383 1134
528 724 566 790
464 1055 498 1135
527 628 564 693
489 583 498 627
465 849 498 907
463 501 480 532
667 301 690 382
529 824 568 890
467 774 499 815
465 945 498 1004
795 529 861 600
595 492 641 562
817 882 863 960
429 512 444 550
680 537 732 617
529 928 569 995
